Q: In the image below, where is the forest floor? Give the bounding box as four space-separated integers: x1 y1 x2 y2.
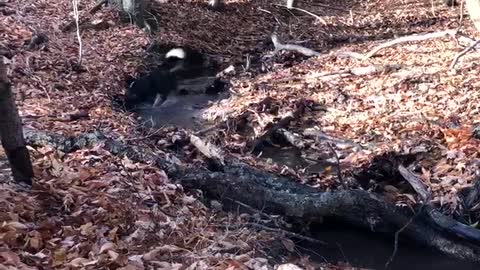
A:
1 0 480 269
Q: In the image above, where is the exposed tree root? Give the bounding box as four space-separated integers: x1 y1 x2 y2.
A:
23 129 480 262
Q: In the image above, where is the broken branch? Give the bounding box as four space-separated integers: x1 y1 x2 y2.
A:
449 39 480 69
271 34 321 57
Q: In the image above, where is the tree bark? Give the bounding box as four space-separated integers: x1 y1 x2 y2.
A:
466 0 480 32
23 129 480 262
0 58 34 184
109 0 145 27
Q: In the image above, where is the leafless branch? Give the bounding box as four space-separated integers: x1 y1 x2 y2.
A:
271 34 321 57
363 29 458 59
449 39 480 70
72 0 83 66
326 143 347 189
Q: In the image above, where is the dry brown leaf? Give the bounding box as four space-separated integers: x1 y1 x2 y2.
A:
281 238 295 252
68 257 94 268
0 251 21 266
52 248 67 267
99 242 116 254
3 221 28 230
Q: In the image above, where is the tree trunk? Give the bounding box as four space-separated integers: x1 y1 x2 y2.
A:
466 0 480 32
0 58 34 185
109 0 145 27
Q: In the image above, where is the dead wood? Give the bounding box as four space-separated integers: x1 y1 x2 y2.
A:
309 64 403 79
397 164 480 246
181 163 480 262
462 177 480 211
449 39 480 69
334 29 477 61
363 30 459 59
249 100 306 152
23 129 181 176
274 129 305 149
398 164 431 202
271 34 321 57
0 58 34 184
189 134 225 166
23 128 480 262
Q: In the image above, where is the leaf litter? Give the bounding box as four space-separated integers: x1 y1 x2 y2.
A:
1 0 480 269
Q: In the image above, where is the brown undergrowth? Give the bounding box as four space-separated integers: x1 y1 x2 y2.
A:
1 0 479 269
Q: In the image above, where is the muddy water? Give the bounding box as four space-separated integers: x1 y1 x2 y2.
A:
304 223 480 270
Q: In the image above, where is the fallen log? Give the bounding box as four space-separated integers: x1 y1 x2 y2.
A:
23 129 480 262
24 129 181 176
181 163 480 262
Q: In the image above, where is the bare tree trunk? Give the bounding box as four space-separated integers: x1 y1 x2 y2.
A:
109 0 145 27
466 0 480 32
0 58 34 185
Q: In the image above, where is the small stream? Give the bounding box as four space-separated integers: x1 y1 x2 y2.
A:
134 99 480 268
259 147 480 269
125 49 480 270
304 223 480 270
135 92 227 130
256 145 330 174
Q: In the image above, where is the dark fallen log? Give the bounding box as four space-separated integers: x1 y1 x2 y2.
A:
181 163 480 262
23 129 480 262
397 164 480 245
24 129 181 176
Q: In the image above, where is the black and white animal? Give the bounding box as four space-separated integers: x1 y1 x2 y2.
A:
124 47 210 109
125 68 177 109
163 47 208 79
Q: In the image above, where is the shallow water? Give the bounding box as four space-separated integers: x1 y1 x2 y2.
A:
256 145 330 174
304 223 480 270
136 93 222 129
255 146 480 269
131 78 480 270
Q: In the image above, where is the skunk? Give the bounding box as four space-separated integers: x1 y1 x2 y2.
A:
164 47 207 78
125 47 216 109
125 68 178 109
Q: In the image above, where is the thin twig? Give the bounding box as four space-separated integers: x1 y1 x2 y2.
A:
257 7 281 25
72 0 83 66
430 0 436 16
271 34 321 57
364 29 457 59
457 0 465 30
384 206 424 269
326 142 347 189
328 29 468 61
449 39 480 70
310 2 360 13
225 197 274 221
